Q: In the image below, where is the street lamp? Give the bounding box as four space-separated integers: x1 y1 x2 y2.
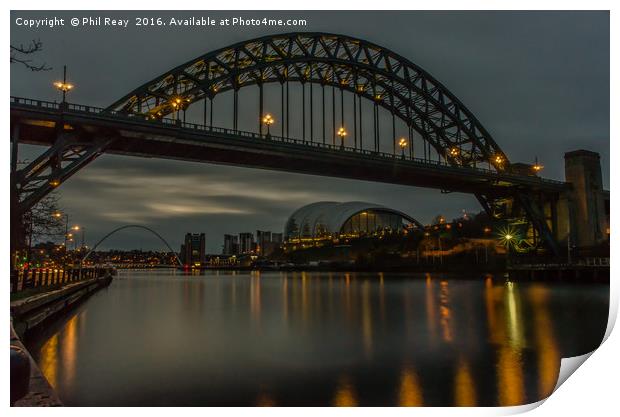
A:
398 138 408 158
449 147 460 161
492 153 505 169
503 233 514 266
532 156 544 174
53 65 74 103
72 225 86 250
53 211 69 251
262 113 274 137
170 97 190 122
337 127 347 148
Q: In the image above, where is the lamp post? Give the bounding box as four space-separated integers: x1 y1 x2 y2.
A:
449 147 460 162
170 97 189 124
72 225 85 250
504 233 514 266
532 156 544 174
53 65 74 104
337 127 347 149
493 154 505 170
67 233 75 250
53 211 69 251
398 138 407 159
71 225 86 277
262 113 274 138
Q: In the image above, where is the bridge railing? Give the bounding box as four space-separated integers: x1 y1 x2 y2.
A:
10 96 566 187
10 267 113 294
508 256 610 269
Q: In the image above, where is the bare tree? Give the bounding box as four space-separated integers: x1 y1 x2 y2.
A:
10 39 51 71
22 193 65 255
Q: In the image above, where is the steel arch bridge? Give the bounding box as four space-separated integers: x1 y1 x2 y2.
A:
81 225 183 267
10 32 566 255
109 32 506 170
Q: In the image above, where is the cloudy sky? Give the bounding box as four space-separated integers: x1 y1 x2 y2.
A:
10 11 609 253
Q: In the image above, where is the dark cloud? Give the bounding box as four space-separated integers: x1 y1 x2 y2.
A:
11 11 609 252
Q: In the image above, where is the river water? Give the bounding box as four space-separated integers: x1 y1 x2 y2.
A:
27 270 608 406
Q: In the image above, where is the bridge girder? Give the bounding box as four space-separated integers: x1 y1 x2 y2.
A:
13 124 112 215
108 32 508 171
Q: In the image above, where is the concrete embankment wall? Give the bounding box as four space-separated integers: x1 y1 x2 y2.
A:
10 273 113 406
11 274 113 336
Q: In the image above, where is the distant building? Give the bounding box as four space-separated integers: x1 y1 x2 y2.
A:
256 230 283 256
180 233 206 266
239 232 255 254
256 230 271 255
223 234 239 255
284 201 422 243
272 233 283 244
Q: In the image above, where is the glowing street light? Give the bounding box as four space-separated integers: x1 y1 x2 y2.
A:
398 138 408 158
532 156 544 173
53 65 74 103
72 225 86 249
170 97 190 122
498 225 518 249
337 127 347 148
493 154 505 168
262 113 274 137
53 211 70 250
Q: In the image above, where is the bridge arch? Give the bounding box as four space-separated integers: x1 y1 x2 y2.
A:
108 32 507 170
81 225 182 266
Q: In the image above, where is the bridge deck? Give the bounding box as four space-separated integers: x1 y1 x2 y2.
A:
10 97 567 196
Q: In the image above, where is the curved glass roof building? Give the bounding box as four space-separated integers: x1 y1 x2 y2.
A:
284 201 422 241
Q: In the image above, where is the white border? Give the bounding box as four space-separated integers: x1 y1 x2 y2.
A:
3 2 617 416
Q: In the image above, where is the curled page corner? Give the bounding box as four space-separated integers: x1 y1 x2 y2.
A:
494 351 599 416
553 352 595 392
498 399 547 415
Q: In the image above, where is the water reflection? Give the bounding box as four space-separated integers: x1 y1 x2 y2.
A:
39 334 58 388
398 365 423 406
454 358 476 406
333 375 358 406
439 280 453 343
29 270 607 407
529 285 561 399
38 311 83 392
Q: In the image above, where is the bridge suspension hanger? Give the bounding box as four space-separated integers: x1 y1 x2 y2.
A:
332 70 336 146
322 81 326 144
302 78 306 142
358 84 363 151
353 84 357 150
280 80 285 138
258 80 263 135
286 77 290 138
310 65 314 143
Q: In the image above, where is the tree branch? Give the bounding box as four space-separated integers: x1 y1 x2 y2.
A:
10 39 52 71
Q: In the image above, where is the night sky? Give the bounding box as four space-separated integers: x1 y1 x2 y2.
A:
10 11 609 253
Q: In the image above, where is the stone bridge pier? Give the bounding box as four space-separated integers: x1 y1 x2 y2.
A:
556 150 609 254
